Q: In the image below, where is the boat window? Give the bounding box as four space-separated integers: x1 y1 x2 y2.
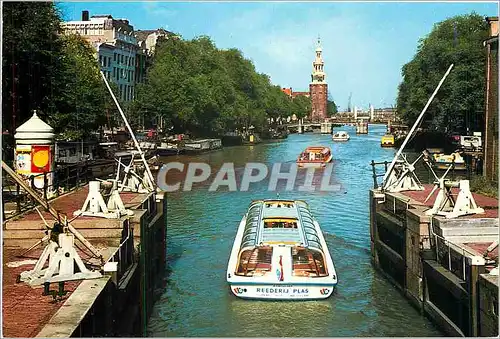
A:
263 218 298 229
292 247 328 277
240 201 263 250
236 246 273 276
264 201 294 208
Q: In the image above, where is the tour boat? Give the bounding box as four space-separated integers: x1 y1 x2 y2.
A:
226 199 338 300
332 131 350 142
296 146 332 168
432 152 467 171
380 134 395 147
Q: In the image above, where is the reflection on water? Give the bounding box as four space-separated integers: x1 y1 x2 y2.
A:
148 125 444 337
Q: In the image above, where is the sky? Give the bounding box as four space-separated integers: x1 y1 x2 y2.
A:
57 1 498 110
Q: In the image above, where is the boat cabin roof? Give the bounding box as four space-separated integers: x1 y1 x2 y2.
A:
304 146 330 154
240 200 324 252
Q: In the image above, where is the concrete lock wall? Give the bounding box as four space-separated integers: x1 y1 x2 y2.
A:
67 194 166 337
369 189 498 337
478 274 499 337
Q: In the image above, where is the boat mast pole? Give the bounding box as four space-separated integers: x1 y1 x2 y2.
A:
99 71 156 191
381 64 454 190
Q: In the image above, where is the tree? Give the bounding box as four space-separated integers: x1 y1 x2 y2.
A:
136 35 296 137
50 34 109 140
292 95 312 119
2 2 63 134
2 2 113 142
327 100 338 117
396 13 489 134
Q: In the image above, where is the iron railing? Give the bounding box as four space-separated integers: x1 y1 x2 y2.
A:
426 230 479 282
370 160 390 189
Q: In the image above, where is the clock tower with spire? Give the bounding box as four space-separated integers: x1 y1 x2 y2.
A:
309 37 328 121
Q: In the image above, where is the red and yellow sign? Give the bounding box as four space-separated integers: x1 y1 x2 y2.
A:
31 145 51 173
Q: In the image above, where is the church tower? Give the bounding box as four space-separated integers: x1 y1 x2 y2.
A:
309 37 328 121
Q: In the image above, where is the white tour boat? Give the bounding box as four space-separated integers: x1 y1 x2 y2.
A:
332 131 350 142
296 146 333 168
227 199 337 300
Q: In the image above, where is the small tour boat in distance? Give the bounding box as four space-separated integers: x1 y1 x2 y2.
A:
332 131 350 142
297 146 332 168
380 134 395 147
226 199 337 300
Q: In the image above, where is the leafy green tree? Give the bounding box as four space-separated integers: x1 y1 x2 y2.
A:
396 13 489 134
292 95 312 119
3 2 114 142
327 100 338 117
136 35 296 137
2 2 63 134
50 34 108 140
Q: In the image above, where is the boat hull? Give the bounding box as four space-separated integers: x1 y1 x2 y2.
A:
229 283 336 300
332 138 349 142
156 148 181 156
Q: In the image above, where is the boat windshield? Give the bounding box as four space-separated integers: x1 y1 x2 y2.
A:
292 247 328 277
235 246 273 276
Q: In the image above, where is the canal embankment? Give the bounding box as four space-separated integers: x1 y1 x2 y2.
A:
369 184 498 337
2 176 166 337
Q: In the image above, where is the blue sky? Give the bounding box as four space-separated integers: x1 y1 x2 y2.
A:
57 1 498 110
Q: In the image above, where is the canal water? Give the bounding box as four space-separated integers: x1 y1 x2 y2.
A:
149 124 444 337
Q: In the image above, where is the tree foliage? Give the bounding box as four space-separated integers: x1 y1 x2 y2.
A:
51 34 109 140
2 2 63 133
327 100 338 117
2 2 111 140
396 13 489 134
136 36 310 137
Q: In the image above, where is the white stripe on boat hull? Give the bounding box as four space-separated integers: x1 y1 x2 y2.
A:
229 284 336 300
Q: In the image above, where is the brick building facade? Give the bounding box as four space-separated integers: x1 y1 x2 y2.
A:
483 17 498 181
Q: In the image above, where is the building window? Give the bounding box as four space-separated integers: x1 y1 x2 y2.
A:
125 56 129 66
114 53 116 61
121 54 124 63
